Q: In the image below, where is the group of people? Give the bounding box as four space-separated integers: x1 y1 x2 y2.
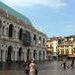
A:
61 58 75 69
23 59 38 75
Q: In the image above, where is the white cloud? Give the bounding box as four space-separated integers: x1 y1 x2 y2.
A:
0 0 67 9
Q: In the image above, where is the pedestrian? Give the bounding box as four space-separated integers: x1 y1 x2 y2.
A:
61 59 67 70
29 59 38 75
71 58 74 68
23 60 31 75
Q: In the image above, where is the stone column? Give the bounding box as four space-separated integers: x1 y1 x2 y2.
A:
30 50 33 60
59 48 61 54
45 51 47 60
15 51 17 61
41 51 43 61
11 51 14 61
2 50 6 62
36 50 39 61
35 50 37 60
4 27 7 36
31 33 33 46
24 50 27 62
64 46 66 54
16 30 18 39
21 51 24 61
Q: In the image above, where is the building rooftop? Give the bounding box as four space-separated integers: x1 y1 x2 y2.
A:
0 2 47 37
0 2 32 26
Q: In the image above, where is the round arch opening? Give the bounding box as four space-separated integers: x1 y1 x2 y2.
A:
33 50 37 60
27 49 30 61
19 28 23 40
18 47 22 61
7 46 13 62
9 24 13 37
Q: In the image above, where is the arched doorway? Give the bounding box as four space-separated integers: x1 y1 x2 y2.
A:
7 46 12 62
19 28 23 40
27 49 30 61
33 50 37 60
18 47 22 61
9 24 13 37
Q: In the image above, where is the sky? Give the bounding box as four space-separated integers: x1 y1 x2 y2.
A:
0 0 75 37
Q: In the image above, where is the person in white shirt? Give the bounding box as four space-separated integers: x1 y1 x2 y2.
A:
29 59 37 75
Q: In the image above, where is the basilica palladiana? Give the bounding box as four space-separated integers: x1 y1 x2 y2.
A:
0 2 47 62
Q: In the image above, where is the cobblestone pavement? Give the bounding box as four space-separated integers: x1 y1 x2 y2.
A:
0 61 75 75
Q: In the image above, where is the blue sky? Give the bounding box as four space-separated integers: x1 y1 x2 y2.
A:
0 0 75 37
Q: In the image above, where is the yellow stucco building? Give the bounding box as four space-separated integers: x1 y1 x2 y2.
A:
46 36 75 59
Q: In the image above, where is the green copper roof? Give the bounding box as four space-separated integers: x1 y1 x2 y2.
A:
0 2 32 25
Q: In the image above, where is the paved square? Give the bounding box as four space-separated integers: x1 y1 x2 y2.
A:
0 61 75 75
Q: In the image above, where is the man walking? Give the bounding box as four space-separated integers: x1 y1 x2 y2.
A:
71 58 74 68
23 60 31 75
61 59 67 70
